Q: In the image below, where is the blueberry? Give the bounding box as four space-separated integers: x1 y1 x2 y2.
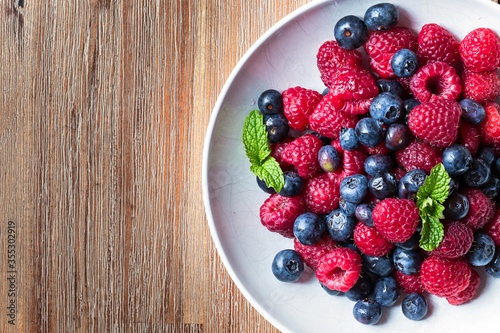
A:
342 240 362 255
340 174 369 204
466 233 496 266
256 176 276 194
376 79 404 98
310 130 333 145
401 293 427 321
364 154 393 176
462 158 491 187
339 196 358 217
403 98 421 125
339 127 360 151
477 147 496 166
442 144 473 176
369 172 398 200
362 254 394 276
391 49 419 78
495 158 500 177
346 274 373 302
486 250 500 278
373 276 400 306
353 298 382 325
322 87 330 96
399 169 427 197
278 171 305 197
318 145 342 172
364 3 399 31
334 15 369 50
385 123 412 151
369 92 404 125
321 283 343 296
443 193 470 220
460 98 486 125
326 209 358 242
449 176 460 195
395 233 420 251
355 203 375 227
258 89 284 115
293 212 326 245
355 117 385 148
264 114 289 143
393 247 423 275
482 177 500 198
271 249 304 282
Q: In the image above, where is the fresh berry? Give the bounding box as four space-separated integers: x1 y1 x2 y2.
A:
279 171 305 197
353 298 382 325
316 247 362 292
368 172 398 200
417 23 461 70
398 169 427 200
293 234 337 270
321 283 343 296
334 15 369 50
395 140 442 173
256 176 276 194
403 98 421 115
478 102 500 148
459 27 500 72
484 207 500 246
486 251 500 278
442 144 473 176
339 127 360 151
270 138 293 170
391 49 419 78
462 69 500 105
373 198 420 243
410 62 461 103
355 117 385 148
281 134 323 179
444 193 470 220
395 232 420 251
309 94 359 139
459 99 486 126
339 196 358 217
408 98 462 148
364 142 392 155
346 274 373 302
457 121 480 156
384 123 412 151
356 203 375 227
264 114 289 143
466 233 496 266
364 154 393 176
394 270 425 295
477 147 496 166
420 256 471 297
369 92 404 125
272 249 304 282
459 188 495 231
362 253 394 277
258 89 284 115
364 3 399 31
373 276 400 306
304 173 340 214
393 247 423 275
376 79 404 97
340 174 369 204
317 40 362 87
354 221 394 256
326 209 358 242
446 269 480 305
402 293 428 321
260 194 306 238
293 212 326 245
462 158 491 188
282 87 323 130
343 147 368 177
483 177 500 198
317 145 342 172
431 221 473 259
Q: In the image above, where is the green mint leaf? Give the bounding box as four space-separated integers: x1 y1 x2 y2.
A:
417 163 450 206
242 110 271 165
419 214 444 251
251 157 285 192
420 198 445 219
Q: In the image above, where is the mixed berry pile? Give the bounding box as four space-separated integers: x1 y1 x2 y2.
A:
243 2 500 325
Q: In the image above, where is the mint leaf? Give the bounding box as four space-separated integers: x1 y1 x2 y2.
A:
251 157 285 192
417 163 450 206
419 214 444 251
242 110 271 165
420 197 444 219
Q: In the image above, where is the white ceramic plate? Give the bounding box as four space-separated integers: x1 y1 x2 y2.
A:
203 0 500 332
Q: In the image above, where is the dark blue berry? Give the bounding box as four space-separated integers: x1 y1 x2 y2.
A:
318 145 342 172
460 98 486 125
462 158 491 187
322 87 330 96
442 144 473 176
369 92 404 125
310 130 333 145
321 283 343 296
395 233 420 251
293 212 326 246
362 254 394 276
326 209 357 242
258 89 283 115
373 276 400 306
339 127 360 151
486 250 500 278
368 172 398 200
355 203 375 227
256 176 276 194
364 3 399 31
340 174 369 204
339 196 358 217
264 114 289 143
355 117 385 148
399 169 427 199
466 233 496 266
346 274 373 302
483 177 500 198
393 247 423 275
402 293 427 321
449 176 460 195
376 79 404 98
385 123 412 151
342 241 362 255
403 98 421 126
478 147 496 166
334 15 369 50
271 249 304 282
279 171 305 197
494 158 500 177
443 193 470 220
364 154 393 176
353 298 382 325
391 49 419 78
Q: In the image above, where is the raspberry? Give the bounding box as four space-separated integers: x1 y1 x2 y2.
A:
282 87 323 130
459 28 500 72
342 147 367 177
270 138 294 170
364 142 392 155
353 222 394 256
294 234 337 270
447 269 480 305
281 134 323 179
316 40 362 87
430 221 474 259
478 102 500 148
417 23 462 71
457 121 480 156
459 188 495 231
484 207 500 246
259 193 306 238
395 140 442 173
420 256 471 298
309 94 358 139
462 69 500 105
394 270 425 295
315 247 362 292
408 98 462 148
410 62 461 103
372 198 420 243
305 173 340 214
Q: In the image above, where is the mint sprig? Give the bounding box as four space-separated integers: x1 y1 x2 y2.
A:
243 110 284 192
417 163 450 251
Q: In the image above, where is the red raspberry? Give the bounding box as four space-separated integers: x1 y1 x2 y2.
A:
457 121 480 156
259 193 306 238
305 173 340 214
408 98 462 148
395 140 442 173
410 62 462 103
342 147 367 177
294 234 337 270
326 168 344 189
430 221 474 259
420 256 471 298
484 207 500 246
447 269 480 305
462 69 500 105
281 134 323 179
270 138 294 170
459 188 495 231
353 222 394 256
316 40 362 87
459 28 500 72
478 102 500 148
364 142 392 155
394 270 425 295
417 23 462 71
282 87 323 130
309 94 358 139
372 198 420 243
315 247 362 292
